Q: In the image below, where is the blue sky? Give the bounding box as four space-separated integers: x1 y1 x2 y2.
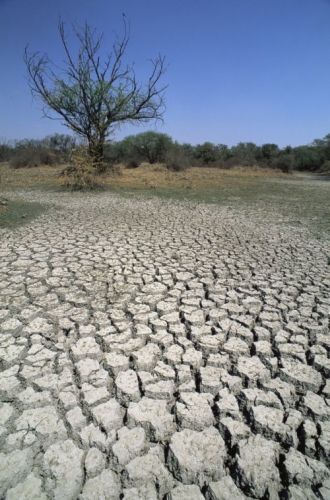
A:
1 0 330 147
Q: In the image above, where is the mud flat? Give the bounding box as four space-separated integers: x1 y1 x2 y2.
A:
0 190 329 499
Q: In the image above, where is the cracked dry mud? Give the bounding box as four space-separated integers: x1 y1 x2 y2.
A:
0 189 330 500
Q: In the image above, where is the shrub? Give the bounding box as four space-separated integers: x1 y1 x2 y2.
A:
164 150 190 172
9 153 36 169
222 156 242 169
93 161 120 176
9 147 57 168
125 159 140 169
0 139 13 162
269 154 294 173
59 147 101 190
209 159 233 169
319 160 330 174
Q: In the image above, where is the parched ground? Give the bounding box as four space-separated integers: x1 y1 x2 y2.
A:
0 177 330 499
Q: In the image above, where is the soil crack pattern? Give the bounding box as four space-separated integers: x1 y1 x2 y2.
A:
0 190 330 499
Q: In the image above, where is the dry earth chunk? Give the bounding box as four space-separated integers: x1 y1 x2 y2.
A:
0 448 35 497
84 447 106 478
234 356 271 387
15 406 67 446
280 360 323 393
251 405 292 444
199 366 223 395
205 476 246 500
233 434 280 498
218 417 250 448
301 391 330 421
168 427 226 486
124 445 174 497
176 392 215 431
215 388 241 421
283 448 330 488
79 469 121 500
167 484 205 499
92 399 125 435
71 337 102 361
104 352 130 376
5 473 47 500
127 397 175 441
112 427 146 469
115 369 141 405
132 343 161 371
43 439 84 500
145 380 175 400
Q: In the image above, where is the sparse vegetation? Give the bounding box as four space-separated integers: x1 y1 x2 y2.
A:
58 147 103 190
2 132 330 178
125 159 141 169
1 161 329 236
1 134 75 169
164 149 190 172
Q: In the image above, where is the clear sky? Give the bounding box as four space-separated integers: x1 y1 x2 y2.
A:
1 0 330 148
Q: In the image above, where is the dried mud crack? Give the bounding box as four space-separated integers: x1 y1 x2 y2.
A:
0 190 329 499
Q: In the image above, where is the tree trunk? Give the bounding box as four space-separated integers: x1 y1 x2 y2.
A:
88 139 104 172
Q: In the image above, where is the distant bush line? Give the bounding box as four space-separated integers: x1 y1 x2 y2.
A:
1 131 330 174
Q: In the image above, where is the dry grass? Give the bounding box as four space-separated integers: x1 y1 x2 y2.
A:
0 202 7 216
0 163 63 189
102 163 287 191
0 161 286 192
0 162 329 237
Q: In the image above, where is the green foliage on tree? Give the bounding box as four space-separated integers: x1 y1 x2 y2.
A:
0 138 13 163
120 131 174 164
292 145 324 171
193 142 219 164
260 143 280 161
24 18 167 169
230 142 261 165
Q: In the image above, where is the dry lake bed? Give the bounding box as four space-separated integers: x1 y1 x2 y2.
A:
0 176 330 499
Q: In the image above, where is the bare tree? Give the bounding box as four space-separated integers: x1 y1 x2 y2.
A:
24 18 167 168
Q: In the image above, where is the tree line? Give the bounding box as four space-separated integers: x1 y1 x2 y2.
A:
1 130 330 173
